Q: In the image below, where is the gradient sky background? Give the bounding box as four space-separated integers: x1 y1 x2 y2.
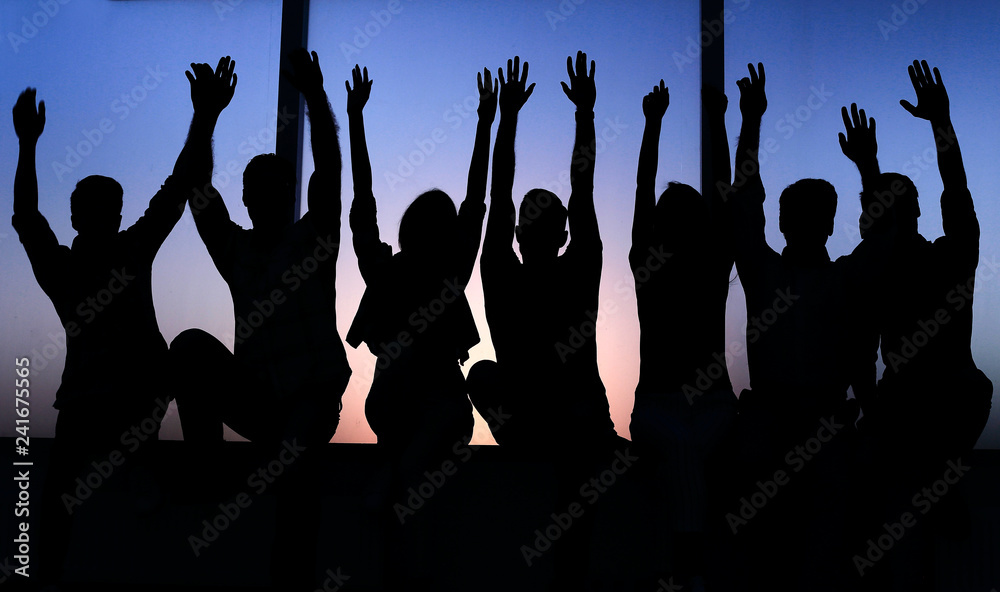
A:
1 0 998 448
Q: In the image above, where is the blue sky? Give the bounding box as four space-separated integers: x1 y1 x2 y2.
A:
2 0 998 447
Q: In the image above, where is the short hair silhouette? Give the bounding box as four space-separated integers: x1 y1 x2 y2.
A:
515 188 568 252
654 181 708 248
242 153 296 226
70 175 123 234
777 178 837 244
398 188 458 255
860 172 919 238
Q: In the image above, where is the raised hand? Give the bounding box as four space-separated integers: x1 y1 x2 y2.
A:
12 88 45 142
497 56 534 115
561 50 596 111
737 62 766 119
346 65 372 113
477 67 498 123
900 59 949 121
284 48 324 98
642 80 669 120
838 103 877 166
185 56 237 118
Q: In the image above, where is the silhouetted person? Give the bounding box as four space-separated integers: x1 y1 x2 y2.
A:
168 52 351 591
727 63 869 591
841 61 993 591
345 63 495 589
466 52 624 591
627 80 737 590
13 87 188 586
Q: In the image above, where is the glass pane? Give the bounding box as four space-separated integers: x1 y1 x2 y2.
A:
307 0 702 443
725 0 1000 447
0 0 283 440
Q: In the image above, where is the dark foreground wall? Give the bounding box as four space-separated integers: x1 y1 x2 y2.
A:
1 438 998 591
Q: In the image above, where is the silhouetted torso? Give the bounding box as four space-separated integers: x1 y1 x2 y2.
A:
631 237 732 397
877 189 980 385
482 235 615 440
735 187 859 414
199 208 350 398
12 180 183 412
348 197 483 441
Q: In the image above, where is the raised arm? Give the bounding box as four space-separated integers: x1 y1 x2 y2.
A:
839 103 880 189
633 80 668 250
454 68 498 285
12 89 65 291
733 62 765 195
900 60 976 246
285 49 341 234
729 63 771 263
131 59 235 256
12 88 44 218
346 65 387 282
464 69 497 212
900 60 966 191
484 57 534 258
183 57 238 244
562 50 599 246
838 103 884 238
704 86 731 227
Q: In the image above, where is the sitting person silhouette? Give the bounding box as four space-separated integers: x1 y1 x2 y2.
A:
840 61 993 590
13 85 190 585
627 80 737 590
465 52 625 590
168 52 351 591
728 62 871 590
344 63 496 589
846 60 992 470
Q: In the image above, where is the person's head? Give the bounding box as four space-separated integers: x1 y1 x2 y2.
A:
242 153 296 231
398 189 458 260
859 172 919 239
778 178 837 248
71 175 123 236
515 189 568 262
653 182 709 251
